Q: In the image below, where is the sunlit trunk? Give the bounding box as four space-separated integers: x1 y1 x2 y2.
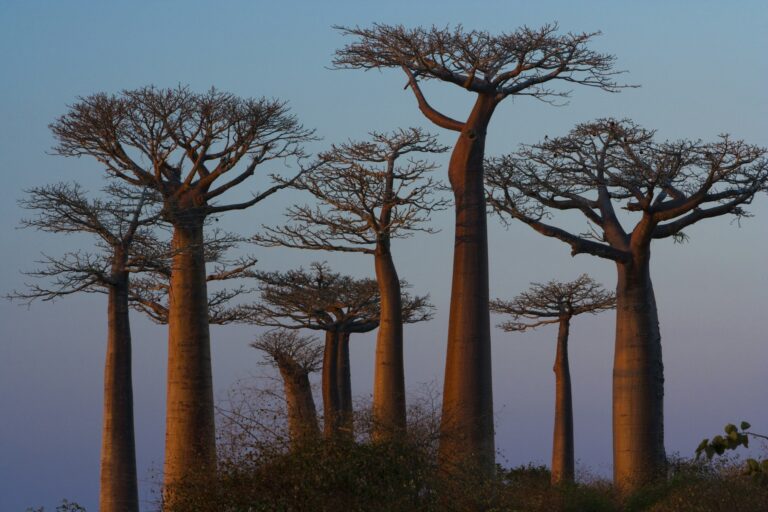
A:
278 365 320 447
613 252 665 491
372 247 406 440
100 272 139 512
337 331 353 439
164 218 216 490
439 94 496 474
551 316 574 485
322 330 340 438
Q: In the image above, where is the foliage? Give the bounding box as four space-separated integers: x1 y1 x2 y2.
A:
695 421 768 482
164 379 768 511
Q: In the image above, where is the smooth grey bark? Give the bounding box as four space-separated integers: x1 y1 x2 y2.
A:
337 331 354 439
322 330 341 438
551 317 574 485
372 247 406 440
164 218 216 487
277 366 320 446
439 94 497 473
100 270 139 512
613 251 665 489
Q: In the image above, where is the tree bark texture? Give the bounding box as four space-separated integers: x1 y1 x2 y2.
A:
439 94 497 473
322 330 340 438
164 219 216 490
551 317 574 485
613 253 665 491
277 365 320 447
337 331 354 439
100 273 139 512
372 248 406 441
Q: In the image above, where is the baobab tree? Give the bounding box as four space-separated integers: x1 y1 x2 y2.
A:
251 330 324 446
254 127 448 440
490 275 615 485
50 86 314 487
9 182 158 512
239 262 433 439
485 119 768 489
128 230 258 326
334 23 625 471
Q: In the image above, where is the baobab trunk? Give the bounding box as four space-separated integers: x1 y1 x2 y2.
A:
439 94 497 473
100 272 139 512
337 331 354 439
551 316 574 485
322 330 340 438
164 218 216 490
613 252 665 491
372 246 406 440
277 365 320 447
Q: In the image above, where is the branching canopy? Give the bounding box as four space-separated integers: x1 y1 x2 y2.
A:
486 119 768 261
9 182 160 303
237 262 434 333
50 86 316 218
254 127 449 254
251 330 323 375
334 24 625 130
491 274 615 331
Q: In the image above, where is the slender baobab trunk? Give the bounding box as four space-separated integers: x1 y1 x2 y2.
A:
613 252 665 491
100 271 139 512
372 246 406 440
277 364 320 447
164 218 216 489
551 316 574 485
439 94 497 473
322 330 340 438
337 331 354 439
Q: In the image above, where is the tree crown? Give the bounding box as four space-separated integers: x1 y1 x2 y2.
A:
239 262 433 332
491 274 615 331
486 118 768 261
9 182 160 303
334 24 625 131
251 330 324 375
254 127 449 254
50 86 315 219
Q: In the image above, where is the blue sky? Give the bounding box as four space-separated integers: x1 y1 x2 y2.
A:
1 1 767 510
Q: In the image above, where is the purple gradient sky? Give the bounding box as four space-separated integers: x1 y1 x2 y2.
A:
1 1 767 510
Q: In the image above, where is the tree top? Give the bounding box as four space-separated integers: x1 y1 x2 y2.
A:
491 274 615 331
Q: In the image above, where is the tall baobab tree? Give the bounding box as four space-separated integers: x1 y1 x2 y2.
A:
490 275 615 485
485 119 768 490
251 330 324 447
50 86 314 487
254 127 448 440
9 182 158 512
334 23 625 471
240 262 433 439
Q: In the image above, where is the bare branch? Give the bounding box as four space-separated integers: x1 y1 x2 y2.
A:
491 274 615 332
486 119 768 255
50 86 315 225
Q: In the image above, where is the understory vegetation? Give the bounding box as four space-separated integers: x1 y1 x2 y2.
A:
156 383 768 512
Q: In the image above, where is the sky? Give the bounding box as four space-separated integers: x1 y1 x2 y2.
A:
1 0 767 510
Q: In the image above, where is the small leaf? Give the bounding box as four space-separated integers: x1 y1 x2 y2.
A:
740 421 751 430
725 423 737 435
